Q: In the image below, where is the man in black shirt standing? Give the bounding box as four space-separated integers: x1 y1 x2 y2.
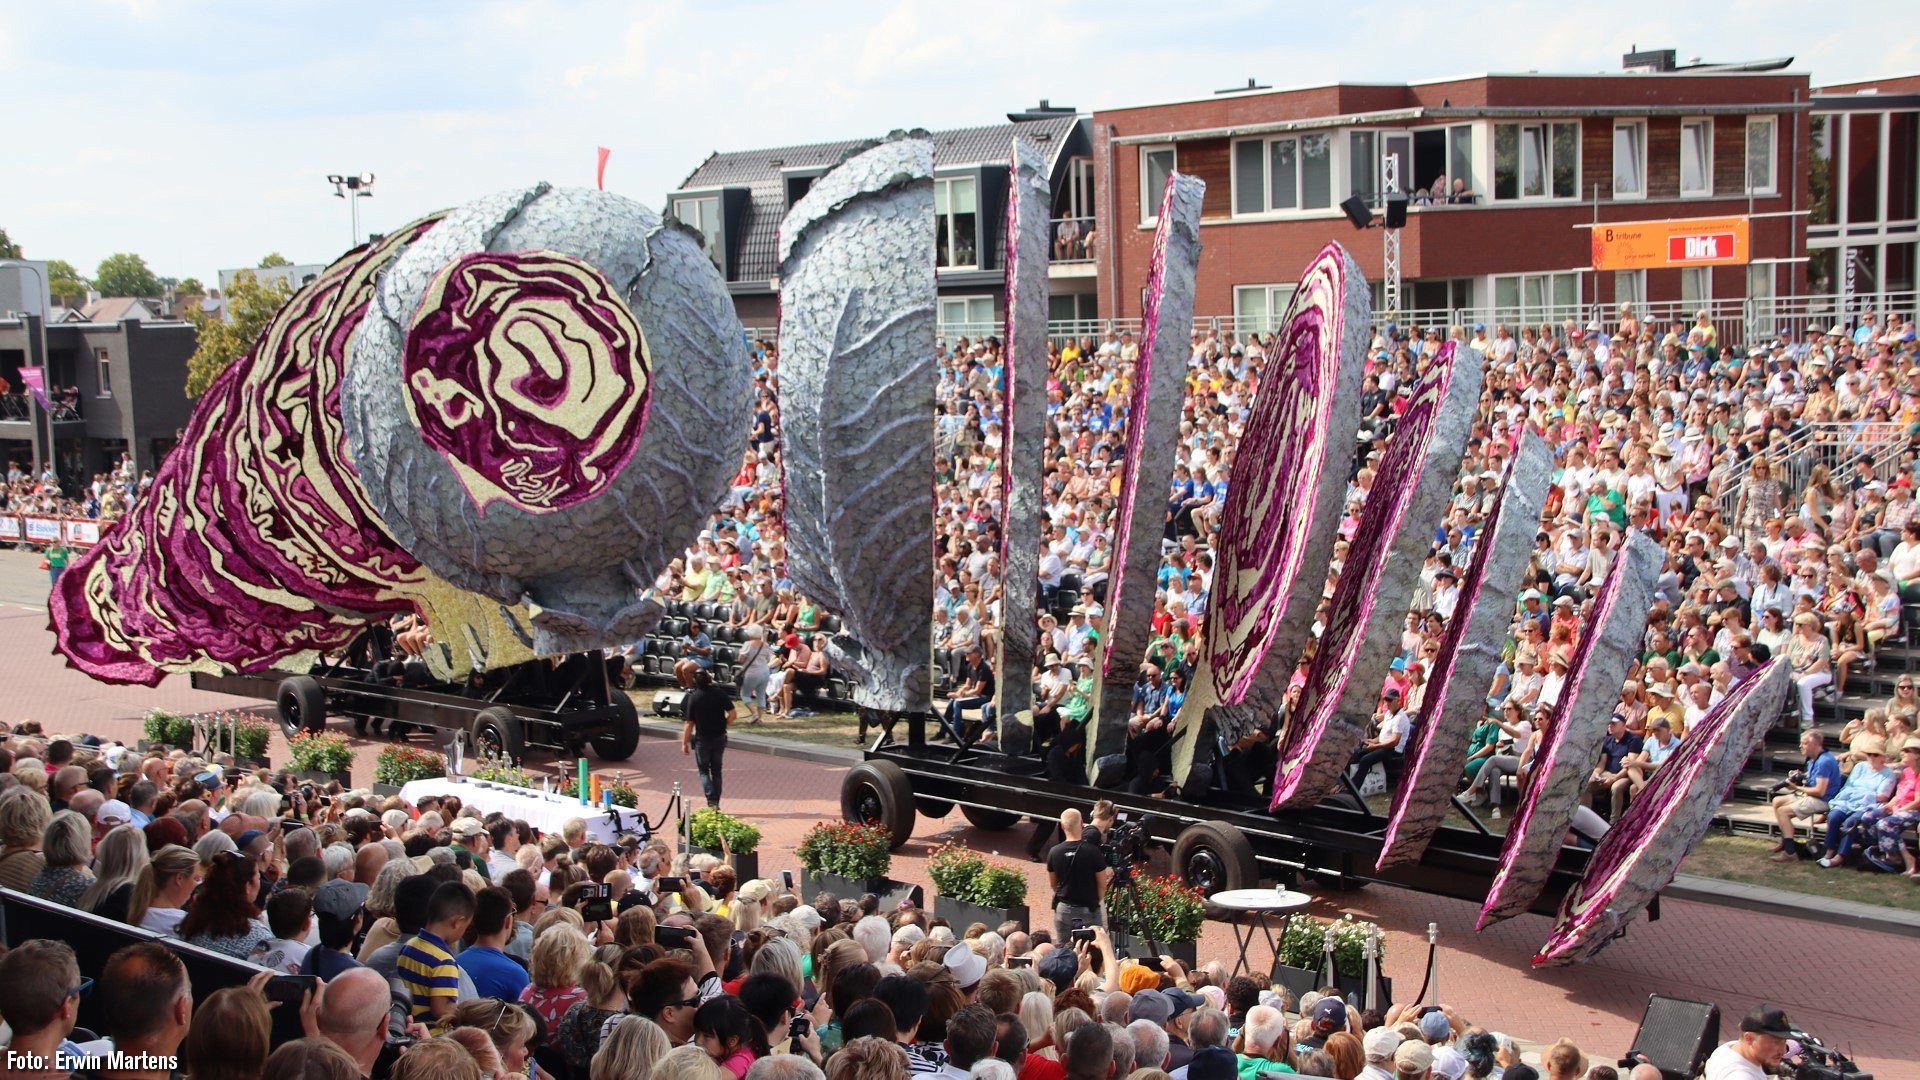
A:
1046 808 1111 944
680 669 735 809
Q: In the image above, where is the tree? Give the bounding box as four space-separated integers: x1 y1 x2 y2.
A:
184 269 291 397
0 227 20 259
46 260 89 306
258 252 291 268
94 252 163 298
177 277 205 296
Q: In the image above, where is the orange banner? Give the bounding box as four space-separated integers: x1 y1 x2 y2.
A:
1589 216 1750 271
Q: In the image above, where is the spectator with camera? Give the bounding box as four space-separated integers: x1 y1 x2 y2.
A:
1770 729 1845 861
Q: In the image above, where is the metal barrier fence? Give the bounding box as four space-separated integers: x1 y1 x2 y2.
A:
0 514 103 547
1713 421 1914 525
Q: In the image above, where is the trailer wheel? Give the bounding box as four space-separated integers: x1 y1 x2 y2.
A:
841 761 915 849
592 695 642 761
914 797 955 820
471 708 527 764
1173 821 1258 895
276 676 326 739
961 806 1023 831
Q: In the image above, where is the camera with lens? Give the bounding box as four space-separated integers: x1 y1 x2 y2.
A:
1100 818 1149 880
1786 769 1808 787
1787 1028 1871 1080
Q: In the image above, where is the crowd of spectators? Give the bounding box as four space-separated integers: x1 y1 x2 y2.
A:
0 725 1812 1079
2 453 149 523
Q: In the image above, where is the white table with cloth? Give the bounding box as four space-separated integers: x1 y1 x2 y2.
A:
397 777 649 843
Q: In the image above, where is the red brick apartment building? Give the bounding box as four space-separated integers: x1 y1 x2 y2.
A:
1090 64 1814 331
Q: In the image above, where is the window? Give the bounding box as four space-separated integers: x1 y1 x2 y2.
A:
1810 114 1836 226
1681 266 1712 307
1613 121 1646 198
1493 122 1578 201
672 196 723 270
934 177 978 269
1227 134 1332 215
1613 270 1645 307
1448 125 1474 199
1491 271 1578 324
784 173 818 207
1348 130 1378 205
938 296 995 331
1140 145 1175 223
1745 117 1776 195
1680 119 1713 196
96 347 111 397
1233 284 1296 334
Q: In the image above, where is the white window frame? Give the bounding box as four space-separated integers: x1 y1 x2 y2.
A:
1745 115 1778 196
1681 266 1713 307
1680 118 1714 197
1490 271 1581 324
933 176 979 270
1613 270 1646 307
1228 134 1334 217
1493 121 1580 203
672 195 723 269
1139 144 1176 224
1232 284 1296 334
938 295 995 332
1612 120 1647 200
95 347 112 398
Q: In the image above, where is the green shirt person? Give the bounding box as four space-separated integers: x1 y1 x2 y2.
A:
45 541 70 584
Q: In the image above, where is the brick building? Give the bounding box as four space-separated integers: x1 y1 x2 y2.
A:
1809 73 1920 305
0 311 196 484
1090 64 1813 332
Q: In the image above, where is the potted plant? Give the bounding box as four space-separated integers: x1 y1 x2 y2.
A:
373 745 446 796
796 822 923 909
1104 874 1204 967
689 807 762 881
287 731 354 787
1272 914 1391 1005
141 708 194 751
930 844 1031 930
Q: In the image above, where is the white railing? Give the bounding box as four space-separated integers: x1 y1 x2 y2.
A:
738 290 1918 353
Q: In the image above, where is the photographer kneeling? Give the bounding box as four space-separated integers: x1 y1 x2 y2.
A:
1047 807 1111 943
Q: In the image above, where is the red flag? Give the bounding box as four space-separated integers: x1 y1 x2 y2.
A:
596 147 611 190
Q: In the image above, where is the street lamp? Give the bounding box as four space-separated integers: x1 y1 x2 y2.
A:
0 258 54 484
326 173 377 246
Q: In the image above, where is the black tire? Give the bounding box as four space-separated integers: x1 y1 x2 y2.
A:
470 707 527 764
1173 820 1259 895
592 694 642 761
841 761 915 849
961 805 1024 831
914 797 955 820
276 676 326 739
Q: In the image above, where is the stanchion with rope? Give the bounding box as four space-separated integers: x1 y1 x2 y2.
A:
1406 921 1441 1006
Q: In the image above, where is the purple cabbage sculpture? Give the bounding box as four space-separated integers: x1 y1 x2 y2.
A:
50 217 446 685
1376 431 1551 869
995 137 1052 751
1169 243 1367 784
1534 660 1791 966
344 183 751 657
1270 340 1482 810
1089 171 1203 766
1477 529 1661 929
775 139 937 714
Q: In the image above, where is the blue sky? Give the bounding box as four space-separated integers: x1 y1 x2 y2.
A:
2 0 1912 285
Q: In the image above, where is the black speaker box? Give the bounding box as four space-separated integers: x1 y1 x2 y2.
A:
1626 994 1719 1080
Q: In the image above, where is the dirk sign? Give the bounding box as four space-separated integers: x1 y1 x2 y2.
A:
1590 216 1750 271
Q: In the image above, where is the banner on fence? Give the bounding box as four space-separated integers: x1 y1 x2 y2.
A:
0 516 19 542
23 516 62 543
1589 216 1750 271
64 519 99 546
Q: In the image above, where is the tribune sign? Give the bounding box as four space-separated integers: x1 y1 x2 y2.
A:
1589 215 1750 271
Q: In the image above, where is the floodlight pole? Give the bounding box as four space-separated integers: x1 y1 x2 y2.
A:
326 173 377 246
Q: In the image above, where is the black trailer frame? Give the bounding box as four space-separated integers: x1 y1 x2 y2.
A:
191 639 642 765
842 713 1590 917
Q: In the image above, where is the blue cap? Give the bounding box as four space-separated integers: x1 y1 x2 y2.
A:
1474 323 1486 332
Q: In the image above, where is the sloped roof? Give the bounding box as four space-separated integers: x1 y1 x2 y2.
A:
79 297 159 323
676 114 1083 285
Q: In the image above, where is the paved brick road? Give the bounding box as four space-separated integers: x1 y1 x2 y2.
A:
4 554 1913 1076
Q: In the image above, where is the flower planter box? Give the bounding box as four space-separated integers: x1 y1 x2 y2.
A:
1271 963 1391 1007
1108 929 1197 968
800 869 924 911
934 894 1029 933
292 769 352 788
691 847 759 882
